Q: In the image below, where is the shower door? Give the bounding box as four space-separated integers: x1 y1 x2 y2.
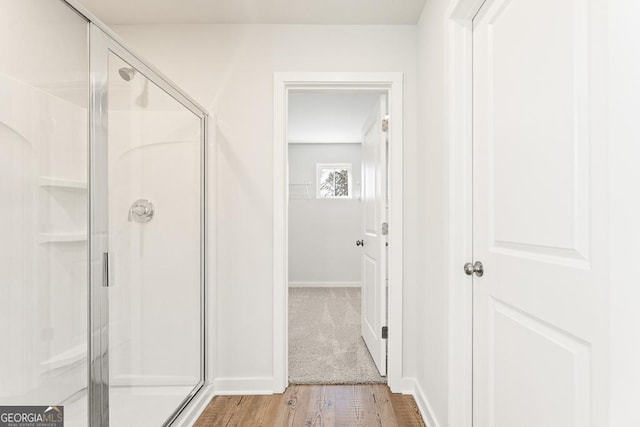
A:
90 26 207 426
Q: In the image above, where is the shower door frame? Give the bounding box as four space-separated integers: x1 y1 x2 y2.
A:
83 12 209 427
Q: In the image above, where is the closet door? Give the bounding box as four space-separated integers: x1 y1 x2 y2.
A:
472 0 607 425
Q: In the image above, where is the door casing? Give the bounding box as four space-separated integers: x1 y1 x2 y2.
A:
273 72 404 392
446 1 486 426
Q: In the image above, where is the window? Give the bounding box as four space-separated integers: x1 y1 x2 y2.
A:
316 163 352 199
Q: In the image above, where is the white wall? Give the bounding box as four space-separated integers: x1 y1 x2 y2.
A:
288 92 380 143
112 23 419 391
609 0 640 424
288 143 362 285
412 2 451 425
0 0 88 105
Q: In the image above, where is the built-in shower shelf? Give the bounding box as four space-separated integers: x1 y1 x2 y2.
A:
39 176 87 190
39 232 87 243
40 342 86 373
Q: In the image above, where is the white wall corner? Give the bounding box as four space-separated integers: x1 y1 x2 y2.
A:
406 377 444 427
211 377 277 395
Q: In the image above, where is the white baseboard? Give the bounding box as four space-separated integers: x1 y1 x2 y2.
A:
405 377 443 427
173 384 216 426
288 281 362 288
389 376 416 394
212 377 276 395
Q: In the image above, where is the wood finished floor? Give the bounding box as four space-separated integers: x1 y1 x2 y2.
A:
194 384 426 427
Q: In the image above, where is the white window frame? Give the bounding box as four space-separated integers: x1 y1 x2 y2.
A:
315 163 352 199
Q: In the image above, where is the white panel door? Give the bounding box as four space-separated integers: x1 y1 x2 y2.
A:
360 95 387 376
472 0 605 425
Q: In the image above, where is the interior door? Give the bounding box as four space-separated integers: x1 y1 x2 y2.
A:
472 0 603 425
360 95 388 376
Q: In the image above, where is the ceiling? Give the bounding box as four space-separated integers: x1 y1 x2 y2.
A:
288 92 382 144
77 0 426 25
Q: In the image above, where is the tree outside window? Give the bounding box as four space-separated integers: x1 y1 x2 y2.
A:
316 163 352 199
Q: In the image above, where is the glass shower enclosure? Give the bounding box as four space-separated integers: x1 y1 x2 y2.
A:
0 1 208 425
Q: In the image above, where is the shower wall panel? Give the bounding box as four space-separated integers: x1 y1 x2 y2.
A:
0 0 89 416
108 110 201 386
105 52 202 406
1 3 208 425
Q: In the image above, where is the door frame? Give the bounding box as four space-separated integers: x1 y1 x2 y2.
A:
446 1 491 426
273 72 404 392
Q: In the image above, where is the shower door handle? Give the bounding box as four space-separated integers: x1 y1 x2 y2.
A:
102 252 112 287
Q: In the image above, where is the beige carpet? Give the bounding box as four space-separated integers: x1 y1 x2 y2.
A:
288 287 386 384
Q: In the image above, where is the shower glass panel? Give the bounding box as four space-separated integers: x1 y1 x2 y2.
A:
105 52 203 425
1 2 207 424
0 0 89 423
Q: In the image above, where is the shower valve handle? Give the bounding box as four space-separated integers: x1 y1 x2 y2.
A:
128 199 155 223
131 206 148 215
128 206 147 221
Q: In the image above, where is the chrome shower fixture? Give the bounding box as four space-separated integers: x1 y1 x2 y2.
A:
128 199 154 223
118 67 136 81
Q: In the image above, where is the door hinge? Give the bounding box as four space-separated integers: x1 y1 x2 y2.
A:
382 326 388 339
382 116 389 132
381 222 389 235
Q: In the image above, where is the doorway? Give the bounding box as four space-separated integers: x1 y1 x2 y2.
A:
287 91 385 384
273 73 404 392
